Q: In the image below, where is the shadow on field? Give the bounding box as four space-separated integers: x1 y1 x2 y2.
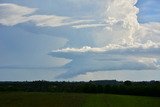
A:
0 92 160 107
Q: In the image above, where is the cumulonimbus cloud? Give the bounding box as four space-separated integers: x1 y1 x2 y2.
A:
49 0 160 79
1 1 160 79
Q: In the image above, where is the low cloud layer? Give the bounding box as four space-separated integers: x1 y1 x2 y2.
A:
50 42 160 78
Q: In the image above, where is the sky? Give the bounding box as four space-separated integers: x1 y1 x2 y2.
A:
0 0 160 81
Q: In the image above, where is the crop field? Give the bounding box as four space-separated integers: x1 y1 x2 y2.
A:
0 92 160 107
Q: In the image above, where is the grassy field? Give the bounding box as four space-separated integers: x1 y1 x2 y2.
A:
0 92 160 107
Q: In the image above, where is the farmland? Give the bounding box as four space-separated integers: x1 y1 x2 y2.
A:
0 92 160 107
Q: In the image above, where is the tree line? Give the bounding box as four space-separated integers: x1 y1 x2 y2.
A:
0 80 160 97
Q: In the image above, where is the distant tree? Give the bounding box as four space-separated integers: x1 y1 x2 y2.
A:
124 80 132 86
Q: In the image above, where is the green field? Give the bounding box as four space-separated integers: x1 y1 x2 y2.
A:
0 92 160 107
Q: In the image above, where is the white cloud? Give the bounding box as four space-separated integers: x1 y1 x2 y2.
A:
135 22 160 43
29 15 95 27
0 3 95 27
52 41 160 53
0 3 36 26
28 15 69 27
91 0 139 46
72 24 106 29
